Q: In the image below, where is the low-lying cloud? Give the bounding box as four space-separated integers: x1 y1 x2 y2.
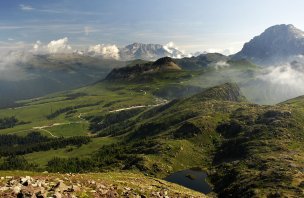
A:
88 44 120 60
33 37 72 54
47 37 72 53
214 61 230 70
190 57 304 104
163 42 190 58
163 42 176 54
258 65 304 86
254 63 304 103
0 50 32 81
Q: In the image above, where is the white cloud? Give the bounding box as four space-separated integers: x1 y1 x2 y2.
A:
47 37 72 53
163 41 190 58
0 50 32 81
163 42 178 54
255 62 304 102
88 44 120 59
19 4 34 11
33 40 42 52
203 47 239 55
258 64 304 86
214 61 230 69
32 38 72 54
73 49 84 55
222 49 232 55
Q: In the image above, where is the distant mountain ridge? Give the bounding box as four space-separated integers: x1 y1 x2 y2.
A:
176 53 229 70
79 42 189 61
119 43 187 61
233 24 304 65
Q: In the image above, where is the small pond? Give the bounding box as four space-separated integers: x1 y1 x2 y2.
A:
164 169 212 194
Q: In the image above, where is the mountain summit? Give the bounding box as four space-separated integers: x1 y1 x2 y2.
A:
233 24 304 65
105 57 182 80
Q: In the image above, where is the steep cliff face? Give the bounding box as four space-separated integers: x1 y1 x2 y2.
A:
233 24 304 65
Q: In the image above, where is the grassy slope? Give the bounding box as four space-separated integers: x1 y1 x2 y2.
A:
50 82 302 197
0 69 202 169
24 137 117 168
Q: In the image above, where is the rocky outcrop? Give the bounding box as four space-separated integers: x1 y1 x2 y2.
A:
0 172 206 197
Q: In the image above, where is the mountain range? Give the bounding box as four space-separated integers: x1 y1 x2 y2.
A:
77 24 304 65
119 42 187 60
75 42 190 61
2 24 304 107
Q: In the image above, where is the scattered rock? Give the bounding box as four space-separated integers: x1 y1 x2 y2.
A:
72 185 80 192
12 185 22 194
124 187 131 191
0 187 9 191
35 191 44 198
0 174 205 198
54 191 62 198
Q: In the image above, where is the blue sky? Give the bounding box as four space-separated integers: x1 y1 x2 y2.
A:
1 0 304 54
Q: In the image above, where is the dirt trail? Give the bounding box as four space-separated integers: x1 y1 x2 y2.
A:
109 99 168 113
35 128 58 138
10 119 86 137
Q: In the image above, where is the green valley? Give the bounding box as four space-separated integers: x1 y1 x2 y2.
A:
0 57 303 197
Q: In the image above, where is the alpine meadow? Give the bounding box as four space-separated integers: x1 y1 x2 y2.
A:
0 1 304 198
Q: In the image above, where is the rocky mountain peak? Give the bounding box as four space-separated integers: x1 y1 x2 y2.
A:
233 24 304 65
262 24 304 39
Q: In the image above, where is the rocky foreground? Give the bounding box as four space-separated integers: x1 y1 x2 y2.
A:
0 171 206 198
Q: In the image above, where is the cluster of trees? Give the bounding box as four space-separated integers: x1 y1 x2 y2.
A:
0 132 161 174
0 132 91 171
47 103 99 119
0 132 91 156
0 156 37 171
65 92 88 100
47 157 97 173
0 116 19 129
45 139 161 173
0 132 49 146
89 108 143 134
